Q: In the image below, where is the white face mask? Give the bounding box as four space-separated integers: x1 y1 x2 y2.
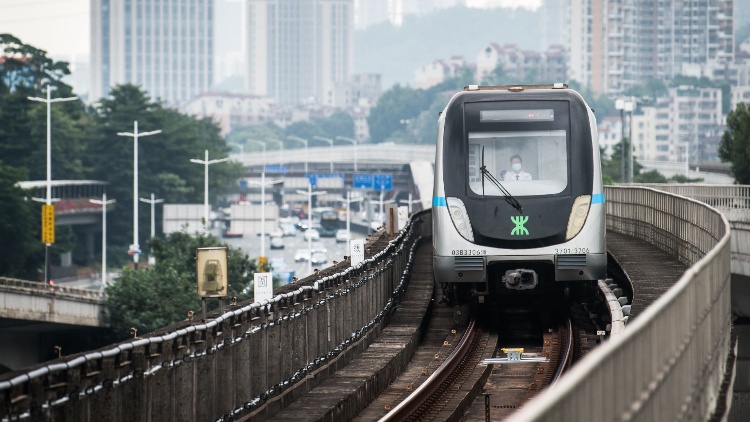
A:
512 163 522 172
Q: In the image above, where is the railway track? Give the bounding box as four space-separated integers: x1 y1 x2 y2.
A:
262 240 631 422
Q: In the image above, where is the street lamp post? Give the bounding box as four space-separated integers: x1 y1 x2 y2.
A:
247 140 282 263
28 85 77 284
313 136 334 173
335 136 357 172
287 135 308 174
190 150 229 233
117 121 161 270
627 98 635 183
615 99 626 182
249 176 283 263
90 193 115 290
297 185 326 276
266 138 283 167
139 193 164 265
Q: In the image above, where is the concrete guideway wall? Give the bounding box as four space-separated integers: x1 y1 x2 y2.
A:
0 211 432 421
508 186 733 422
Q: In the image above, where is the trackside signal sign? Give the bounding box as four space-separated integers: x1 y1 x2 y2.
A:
42 204 55 244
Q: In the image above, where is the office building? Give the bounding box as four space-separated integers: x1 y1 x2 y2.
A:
246 0 354 105
90 0 214 106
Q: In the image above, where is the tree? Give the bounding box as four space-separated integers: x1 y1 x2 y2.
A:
87 84 243 259
719 102 750 184
367 84 428 142
0 33 72 95
634 170 668 183
105 230 256 338
0 164 43 278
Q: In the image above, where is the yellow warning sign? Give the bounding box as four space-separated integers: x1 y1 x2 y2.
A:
42 204 55 244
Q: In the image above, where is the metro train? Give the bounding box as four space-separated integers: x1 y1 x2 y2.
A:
432 84 606 303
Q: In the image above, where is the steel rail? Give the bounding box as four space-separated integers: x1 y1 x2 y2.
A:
551 318 574 384
377 318 477 422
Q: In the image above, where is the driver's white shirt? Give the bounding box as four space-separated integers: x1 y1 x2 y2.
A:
504 170 532 181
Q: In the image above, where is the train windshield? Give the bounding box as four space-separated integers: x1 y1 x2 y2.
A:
466 104 569 197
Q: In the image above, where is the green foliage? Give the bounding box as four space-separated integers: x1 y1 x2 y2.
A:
367 84 428 142
0 33 72 95
719 102 750 184
105 230 256 338
634 170 668 183
87 84 244 258
0 165 43 278
669 174 704 183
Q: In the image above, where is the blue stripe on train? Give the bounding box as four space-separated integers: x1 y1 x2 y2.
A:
591 193 605 204
433 196 447 207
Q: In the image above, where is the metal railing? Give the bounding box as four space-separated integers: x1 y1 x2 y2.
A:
634 184 750 210
0 211 432 422
509 186 733 422
0 277 104 303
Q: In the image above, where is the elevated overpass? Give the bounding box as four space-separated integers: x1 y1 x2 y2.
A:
0 277 106 371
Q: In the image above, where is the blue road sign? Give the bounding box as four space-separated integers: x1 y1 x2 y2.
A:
353 173 374 189
373 174 393 191
353 173 393 191
265 165 287 174
307 173 344 188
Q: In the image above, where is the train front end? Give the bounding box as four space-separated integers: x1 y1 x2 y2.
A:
433 84 606 300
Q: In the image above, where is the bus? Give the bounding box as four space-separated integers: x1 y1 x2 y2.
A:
315 207 341 237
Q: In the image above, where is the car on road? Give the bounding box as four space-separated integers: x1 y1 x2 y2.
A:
311 251 328 266
335 229 350 243
270 236 284 249
304 228 320 240
294 249 311 262
280 222 297 236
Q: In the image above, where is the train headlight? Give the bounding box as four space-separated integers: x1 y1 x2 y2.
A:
566 195 591 240
447 197 474 241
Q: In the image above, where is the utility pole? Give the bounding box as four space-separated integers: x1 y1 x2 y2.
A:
190 150 229 233
117 121 161 270
90 194 115 289
28 85 77 284
287 135 309 174
139 193 164 265
335 136 357 172
297 185 326 276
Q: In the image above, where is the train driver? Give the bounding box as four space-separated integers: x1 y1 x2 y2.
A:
503 155 532 181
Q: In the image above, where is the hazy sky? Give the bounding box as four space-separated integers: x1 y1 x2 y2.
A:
1 0 541 60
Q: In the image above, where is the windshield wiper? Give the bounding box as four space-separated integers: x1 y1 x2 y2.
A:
479 146 523 213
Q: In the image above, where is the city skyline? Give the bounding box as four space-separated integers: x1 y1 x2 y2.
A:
1 0 540 60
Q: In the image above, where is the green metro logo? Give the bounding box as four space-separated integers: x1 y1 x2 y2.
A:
510 215 529 235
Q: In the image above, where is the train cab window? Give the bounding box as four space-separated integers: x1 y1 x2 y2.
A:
467 130 568 197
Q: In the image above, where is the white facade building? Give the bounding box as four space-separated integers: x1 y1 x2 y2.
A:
90 0 214 106
181 93 276 137
569 0 734 96
414 56 465 89
627 86 724 165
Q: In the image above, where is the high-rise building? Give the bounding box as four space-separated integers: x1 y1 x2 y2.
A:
90 0 214 106
570 0 734 96
246 0 354 105
541 0 569 51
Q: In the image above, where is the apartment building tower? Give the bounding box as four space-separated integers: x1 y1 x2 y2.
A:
246 0 354 106
569 0 734 96
90 0 214 106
